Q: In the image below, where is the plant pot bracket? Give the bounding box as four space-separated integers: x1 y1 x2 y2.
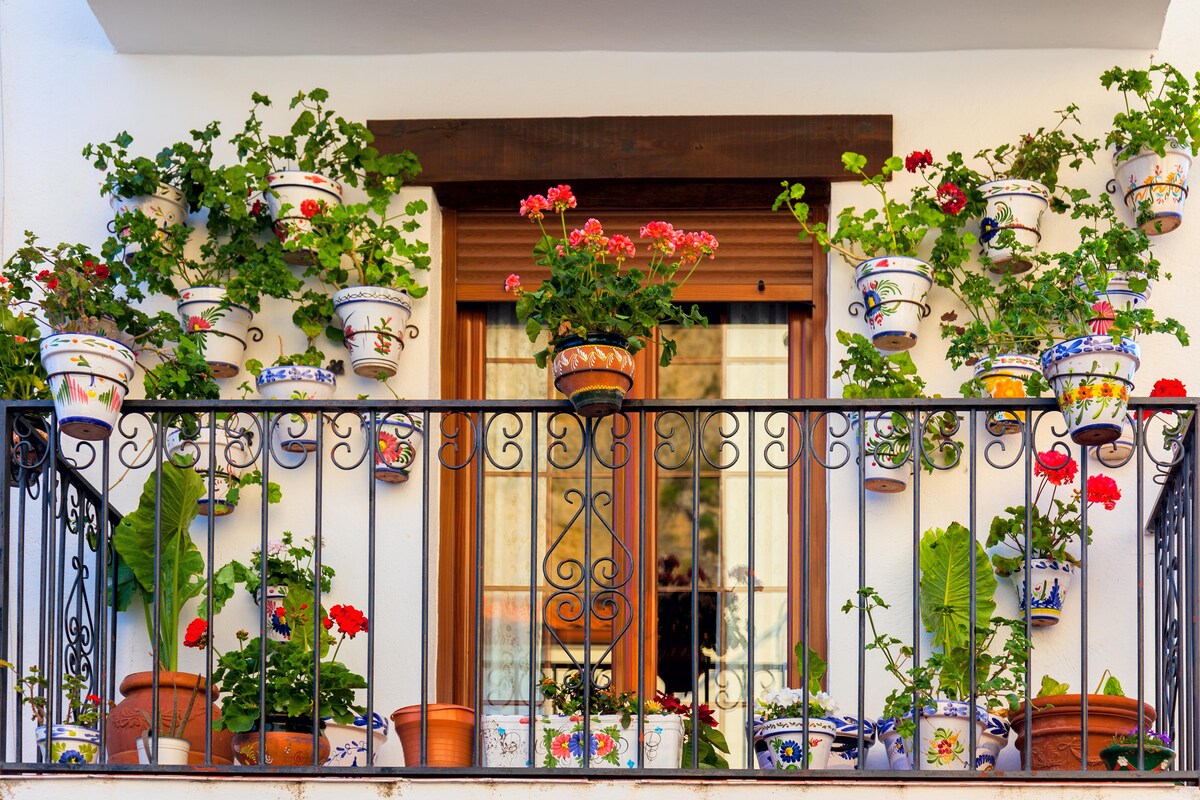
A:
848 298 932 320
1108 177 1190 205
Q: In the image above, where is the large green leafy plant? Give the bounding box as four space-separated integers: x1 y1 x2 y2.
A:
83 124 221 213
1101 61 1200 162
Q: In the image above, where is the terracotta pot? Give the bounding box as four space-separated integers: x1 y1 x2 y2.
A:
106 671 233 765
1010 693 1155 770
392 703 475 766
231 720 330 766
551 333 635 418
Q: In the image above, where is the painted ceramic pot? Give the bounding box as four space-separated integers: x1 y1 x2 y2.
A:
135 734 191 765
255 365 336 453
165 426 251 516
393 703 475 767
824 715 876 770
876 716 910 770
975 354 1040 435
857 411 909 494
976 711 1011 772
482 713 683 769
111 183 187 260
853 256 932 351
1100 743 1175 771
1113 140 1192 234
40 332 136 441
879 701 988 771
551 333 636 418
979 179 1050 272
324 712 389 767
364 414 424 483
755 716 837 770
259 585 291 642
1011 693 1155 770
36 724 100 764
332 286 412 378
1042 335 1140 445
1016 558 1074 627
1092 414 1137 466
231 717 330 766
264 170 344 261
177 286 253 378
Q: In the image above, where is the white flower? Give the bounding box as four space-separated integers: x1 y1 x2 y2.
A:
813 691 839 717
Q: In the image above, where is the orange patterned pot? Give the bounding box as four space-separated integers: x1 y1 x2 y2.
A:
551 334 635 418
231 719 330 766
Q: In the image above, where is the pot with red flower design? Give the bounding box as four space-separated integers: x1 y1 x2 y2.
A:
1015 559 1075 627
1041 335 1140 445
165 426 250 517
257 585 291 642
857 411 910 494
111 183 188 261
1112 140 1192 235
975 354 1041 436
1082 271 1153 338
255 365 336 454
755 717 838 770
854 257 933 351
481 713 684 769
881 701 988 771
552 333 636 418
363 413 424 483
978 180 1050 273
40 333 136 441
264 171 344 262
332 287 411 378
177 287 253 379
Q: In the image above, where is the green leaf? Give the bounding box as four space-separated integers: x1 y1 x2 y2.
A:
1038 675 1070 698
841 152 868 173
1100 674 1125 696
793 643 827 695
918 522 996 651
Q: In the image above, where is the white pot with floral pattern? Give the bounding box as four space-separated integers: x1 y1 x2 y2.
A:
978 180 1050 273
755 716 837 770
481 714 684 769
363 413 424 483
265 170 344 261
1113 140 1192 235
853 256 932 352
40 333 136 441
177 286 253 378
165 426 250 517
857 411 909 494
880 701 987 771
333 286 412 378
36 724 100 765
1015 558 1075 627
324 712 389 767
255 365 337 454
111 183 188 260
1041 335 1140 446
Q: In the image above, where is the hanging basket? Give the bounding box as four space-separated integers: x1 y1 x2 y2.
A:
1014 558 1075 627
1041 336 1139 446
853 256 933 351
978 179 1050 272
264 170 344 262
974 354 1040 436
255 365 337 453
1112 141 1192 235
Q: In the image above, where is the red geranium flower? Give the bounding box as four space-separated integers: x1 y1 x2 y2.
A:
1034 450 1077 486
937 183 967 215
45 278 59 290
519 194 550 221
35 270 50 282
606 234 636 259
85 694 102 705
504 273 521 293
329 604 368 638
1144 377 1187 419
299 198 321 218
546 184 577 212
905 150 933 172
1086 474 1121 510
93 263 110 280
183 618 209 649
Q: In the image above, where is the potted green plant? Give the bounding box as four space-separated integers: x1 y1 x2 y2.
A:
1101 726 1175 771
1101 61 1200 233
1 662 107 764
511 185 713 417
753 647 840 770
986 449 1120 626
0 296 50 485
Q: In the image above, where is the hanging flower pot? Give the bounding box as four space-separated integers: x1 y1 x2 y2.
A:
111 183 188 261
975 354 1040 436
264 171 344 262
552 333 636 418
1112 141 1192 235
165 427 249 517
1015 558 1075 627
978 180 1050 272
755 716 837 770
40 333 136 441
36 724 100 765
255 584 291 642
854 257 933 351
1041 335 1140 446
177 287 253 379
255 365 336 454
324 712 389 767
332 286 411 379
482 713 684 769
364 414 424 483
857 411 909 494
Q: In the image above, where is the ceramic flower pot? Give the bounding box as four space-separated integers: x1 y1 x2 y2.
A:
975 354 1040 435
976 711 1011 772
853 256 933 351
1100 742 1175 771
1092 414 1137 466
111 183 188 261
231 717 330 766
265 170 344 262
257 584 291 642
324 712 389 767
36 724 100 764
332 286 412 378
482 713 684 768
755 716 837 770
878 702 989 771
1011 693 1155 770
165 426 250 517
363 414 424 483
105 670 233 765
1113 141 1192 235
824 715 876 770
978 179 1050 272
1084 271 1153 338
135 734 191 765
857 411 909 494
1015 558 1074 627
255 365 336 454
875 716 910 770
1041 335 1140 446
392 703 475 767
40 332 136 441
177 286 253 378
552 333 636 418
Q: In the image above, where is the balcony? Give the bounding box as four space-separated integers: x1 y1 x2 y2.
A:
0 397 1195 788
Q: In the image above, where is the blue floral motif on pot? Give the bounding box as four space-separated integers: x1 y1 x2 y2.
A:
979 217 1000 244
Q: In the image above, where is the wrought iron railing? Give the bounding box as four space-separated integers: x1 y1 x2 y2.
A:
0 397 1195 779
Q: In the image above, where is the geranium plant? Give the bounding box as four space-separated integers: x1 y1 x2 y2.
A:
511 184 713 368
0 296 47 400
0 662 108 728
205 531 335 630
1101 61 1200 161
82 123 221 212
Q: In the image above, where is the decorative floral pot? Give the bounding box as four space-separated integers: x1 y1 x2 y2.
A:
482 713 684 769
257 585 291 642
976 712 1011 772
255 365 336 453
824 715 876 770
332 286 411 379
878 701 988 771
165 426 250 517
324 712 389 767
979 179 1050 272
755 716 837 770
1113 141 1192 235
231 717 329 766
265 170 344 261
1015 558 1075 627
136 734 191 765
177 286 253 378
111 183 187 260
975 354 1040 435
1042 335 1140 446
36 724 100 764
1100 743 1175 771
364 414 424 483
876 716 910 770
552 333 636 418
40 333 136 441
857 411 909 494
853 256 933 351
105 671 233 764
1011 693 1155 770
1092 414 1137 466
392 703 475 767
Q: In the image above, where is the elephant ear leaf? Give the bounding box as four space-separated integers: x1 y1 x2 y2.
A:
112 464 205 601
919 522 997 651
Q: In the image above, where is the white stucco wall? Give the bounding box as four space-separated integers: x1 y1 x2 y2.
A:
3 0 1200 781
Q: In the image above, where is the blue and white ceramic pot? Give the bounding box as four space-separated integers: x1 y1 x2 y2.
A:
324 712 389 767
854 256 933 352
333 286 412 379
857 411 909 494
755 716 837 770
265 170 344 261
177 286 253 378
978 179 1050 272
1016 558 1074 627
876 716 910 770
259 584 291 642
363 414 425 484
824 715 876 770
975 354 1040 436
975 711 1011 772
40 332 136 441
36 724 100 764
481 713 683 769
1113 140 1192 235
165 426 250 517
879 701 988 771
255 365 337 454
1041 335 1140 446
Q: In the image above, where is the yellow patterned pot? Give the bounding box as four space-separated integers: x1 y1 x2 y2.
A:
551 334 635 418
1113 140 1192 235
975 353 1041 435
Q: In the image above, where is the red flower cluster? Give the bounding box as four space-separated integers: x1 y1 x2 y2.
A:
937 183 967 215
607 234 635 259
519 194 550 221
653 691 718 727
905 150 933 172
1086 474 1122 511
674 230 720 266
1034 450 1078 486
504 273 521 293
299 199 322 219
85 694 102 705
546 185 577 213
183 618 209 649
1151 378 1187 398
328 604 368 638
569 218 609 253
